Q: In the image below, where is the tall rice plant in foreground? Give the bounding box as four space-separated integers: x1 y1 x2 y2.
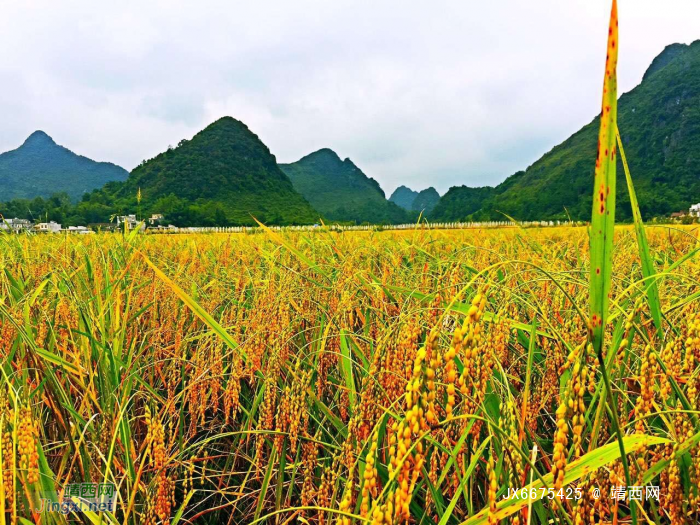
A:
1 1 700 524
586 0 635 520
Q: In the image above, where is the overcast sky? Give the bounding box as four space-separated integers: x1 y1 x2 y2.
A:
1 1 698 195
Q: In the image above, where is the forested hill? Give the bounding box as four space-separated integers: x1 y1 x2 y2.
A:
79 117 320 226
280 149 410 224
431 40 700 222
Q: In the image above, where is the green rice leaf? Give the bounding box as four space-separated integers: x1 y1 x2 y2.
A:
616 129 663 334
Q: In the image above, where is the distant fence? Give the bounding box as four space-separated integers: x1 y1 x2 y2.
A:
147 220 577 234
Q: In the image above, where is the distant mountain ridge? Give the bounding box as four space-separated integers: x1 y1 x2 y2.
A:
3 39 699 226
389 186 419 210
389 185 440 213
0 131 128 201
280 149 410 224
431 39 700 222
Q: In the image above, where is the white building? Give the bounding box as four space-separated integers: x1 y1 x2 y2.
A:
0 218 32 232
35 221 62 233
116 214 137 226
690 203 700 217
66 225 88 233
149 213 164 225
116 214 145 231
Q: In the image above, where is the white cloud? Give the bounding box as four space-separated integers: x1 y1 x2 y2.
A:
1 0 698 195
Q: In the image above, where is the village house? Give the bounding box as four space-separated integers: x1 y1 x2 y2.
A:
87 222 117 232
148 224 178 232
0 218 32 232
116 214 145 231
35 221 62 233
66 225 93 234
116 214 137 226
690 203 700 217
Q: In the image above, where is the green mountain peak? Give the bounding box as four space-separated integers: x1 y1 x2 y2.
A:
78 116 319 226
389 185 440 213
22 130 57 148
389 186 419 210
0 130 128 201
643 42 691 81
280 149 409 223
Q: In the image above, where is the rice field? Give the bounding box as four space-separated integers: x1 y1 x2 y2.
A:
0 224 699 524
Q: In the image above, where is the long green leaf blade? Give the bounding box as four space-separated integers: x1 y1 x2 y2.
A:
589 0 619 351
462 434 667 525
616 129 663 333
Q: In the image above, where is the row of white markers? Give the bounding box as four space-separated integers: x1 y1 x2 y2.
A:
147 220 575 234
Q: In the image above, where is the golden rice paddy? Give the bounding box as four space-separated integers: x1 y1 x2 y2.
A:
1 225 699 524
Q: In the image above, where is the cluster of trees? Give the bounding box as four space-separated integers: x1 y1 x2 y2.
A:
0 188 316 228
0 190 229 227
0 193 94 226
